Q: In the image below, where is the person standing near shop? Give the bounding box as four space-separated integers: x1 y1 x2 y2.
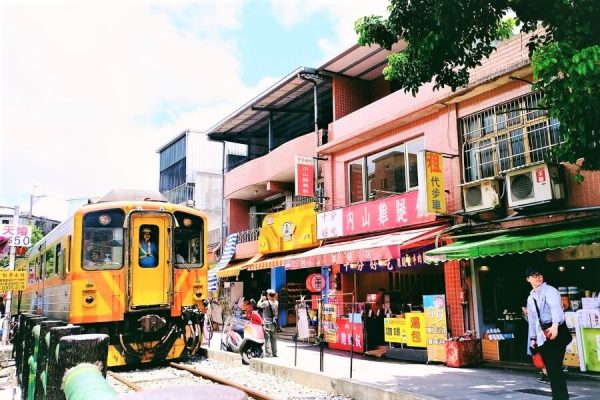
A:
257 289 279 357
526 266 569 400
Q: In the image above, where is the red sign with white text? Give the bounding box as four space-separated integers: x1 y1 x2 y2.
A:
328 318 363 353
342 191 434 236
295 155 315 197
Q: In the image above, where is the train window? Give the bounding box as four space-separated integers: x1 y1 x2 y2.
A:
82 209 125 270
139 225 159 268
173 212 204 268
45 247 55 277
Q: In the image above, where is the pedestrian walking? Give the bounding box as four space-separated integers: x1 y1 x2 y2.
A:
257 289 279 357
526 266 570 399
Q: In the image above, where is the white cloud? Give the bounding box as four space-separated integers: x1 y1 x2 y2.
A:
269 0 389 60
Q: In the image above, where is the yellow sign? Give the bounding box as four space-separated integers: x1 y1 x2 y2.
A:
384 317 406 343
323 304 337 343
258 203 318 254
423 294 448 362
0 270 27 291
405 312 427 348
425 151 446 214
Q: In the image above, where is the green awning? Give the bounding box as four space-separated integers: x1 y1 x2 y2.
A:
424 225 600 263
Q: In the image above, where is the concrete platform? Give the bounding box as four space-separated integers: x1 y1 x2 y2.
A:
205 332 600 400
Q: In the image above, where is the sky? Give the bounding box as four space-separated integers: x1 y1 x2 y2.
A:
0 0 389 221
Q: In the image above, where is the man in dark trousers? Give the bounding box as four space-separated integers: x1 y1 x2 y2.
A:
0 297 5 317
257 289 279 357
526 266 570 400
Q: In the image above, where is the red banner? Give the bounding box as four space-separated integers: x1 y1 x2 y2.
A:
295 155 314 197
328 318 363 353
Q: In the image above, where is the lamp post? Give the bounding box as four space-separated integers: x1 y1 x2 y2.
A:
29 185 46 224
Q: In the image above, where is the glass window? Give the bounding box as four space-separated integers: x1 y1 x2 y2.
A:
44 247 55 277
406 138 424 189
139 225 159 268
82 209 125 270
173 212 204 268
348 160 364 203
366 144 405 200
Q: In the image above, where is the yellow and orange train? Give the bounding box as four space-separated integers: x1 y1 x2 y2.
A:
13 191 208 367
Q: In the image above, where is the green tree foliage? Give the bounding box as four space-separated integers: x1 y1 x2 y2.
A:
355 0 600 175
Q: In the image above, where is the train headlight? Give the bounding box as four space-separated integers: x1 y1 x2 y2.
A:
82 288 97 307
192 284 203 300
85 295 95 304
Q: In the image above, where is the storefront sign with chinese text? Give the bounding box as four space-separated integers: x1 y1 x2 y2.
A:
328 317 363 353
258 203 317 254
0 270 27 291
405 312 427 348
424 151 446 214
295 155 315 197
338 245 435 273
322 304 337 343
423 294 448 362
317 191 435 239
0 224 33 247
384 317 407 343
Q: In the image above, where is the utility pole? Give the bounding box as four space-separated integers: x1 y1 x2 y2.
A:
29 185 46 225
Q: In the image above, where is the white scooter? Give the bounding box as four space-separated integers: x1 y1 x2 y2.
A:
220 310 265 364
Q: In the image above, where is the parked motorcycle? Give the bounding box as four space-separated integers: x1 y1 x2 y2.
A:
220 310 265 364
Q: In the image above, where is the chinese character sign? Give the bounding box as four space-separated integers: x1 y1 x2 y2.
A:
295 155 315 197
405 312 427 348
0 271 27 291
0 224 33 247
423 294 448 362
322 304 338 343
425 151 446 214
384 317 407 343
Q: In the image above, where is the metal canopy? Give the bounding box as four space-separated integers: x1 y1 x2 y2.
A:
206 42 406 145
424 226 600 264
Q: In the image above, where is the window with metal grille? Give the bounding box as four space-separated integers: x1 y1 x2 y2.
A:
460 92 560 183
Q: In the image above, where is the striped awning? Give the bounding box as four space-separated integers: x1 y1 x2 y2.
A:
217 254 263 278
207 233 238 291
246 252 305 271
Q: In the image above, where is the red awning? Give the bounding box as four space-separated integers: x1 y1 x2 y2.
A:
284 225 445 270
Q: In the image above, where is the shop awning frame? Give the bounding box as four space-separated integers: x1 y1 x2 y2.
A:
217 254 263 278
283 225 446 270
424 225 600 264
207 233 238 291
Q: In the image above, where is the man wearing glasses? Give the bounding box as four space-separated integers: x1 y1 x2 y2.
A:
526 266 569 399
139 227 158 267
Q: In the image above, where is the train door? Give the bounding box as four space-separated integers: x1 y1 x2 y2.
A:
130 215 171 307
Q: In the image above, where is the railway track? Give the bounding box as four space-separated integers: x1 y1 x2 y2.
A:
107 362 275 400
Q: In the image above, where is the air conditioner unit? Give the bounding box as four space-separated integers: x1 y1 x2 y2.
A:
505 163 565 209
461 178 501 213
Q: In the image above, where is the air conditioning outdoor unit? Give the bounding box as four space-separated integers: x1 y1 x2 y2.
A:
505 162 565 209
461 178 501 213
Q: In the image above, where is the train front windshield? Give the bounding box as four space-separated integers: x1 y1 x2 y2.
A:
173 211 204 268
82 209 125 270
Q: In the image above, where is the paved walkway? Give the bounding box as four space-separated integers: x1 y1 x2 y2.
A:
207 332 600 400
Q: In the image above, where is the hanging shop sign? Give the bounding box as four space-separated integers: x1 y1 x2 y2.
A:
339 245 434 274
258 203 318 254
306 273 325 292
424 151 446 214
423 294 448 362
295 155 315 197
317 191 435 240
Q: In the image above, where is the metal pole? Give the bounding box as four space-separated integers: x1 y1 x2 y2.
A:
350 287 355 379
2 205 18 344
312 80 319 202
294 333 298 367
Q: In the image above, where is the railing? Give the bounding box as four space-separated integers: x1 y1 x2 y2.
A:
237 228 260 244
162 183 195 204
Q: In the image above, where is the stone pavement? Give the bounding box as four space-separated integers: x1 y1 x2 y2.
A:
206 332 600 400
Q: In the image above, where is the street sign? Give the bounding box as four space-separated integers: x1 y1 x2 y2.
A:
0 224 33 247
0 270 27 291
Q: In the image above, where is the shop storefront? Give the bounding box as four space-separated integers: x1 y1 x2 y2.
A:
425 224 600 371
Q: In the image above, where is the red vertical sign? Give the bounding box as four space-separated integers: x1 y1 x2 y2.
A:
295 155 315 197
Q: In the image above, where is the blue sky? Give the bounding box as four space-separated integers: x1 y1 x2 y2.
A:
0 0 388 220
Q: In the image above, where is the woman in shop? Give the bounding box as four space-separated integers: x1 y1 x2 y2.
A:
366 292 385 350
525 266 570 400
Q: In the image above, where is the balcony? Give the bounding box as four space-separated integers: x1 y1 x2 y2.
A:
224 133 316 200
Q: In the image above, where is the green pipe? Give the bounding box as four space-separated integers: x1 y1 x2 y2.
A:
27 325 41 400
63 364 117 400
